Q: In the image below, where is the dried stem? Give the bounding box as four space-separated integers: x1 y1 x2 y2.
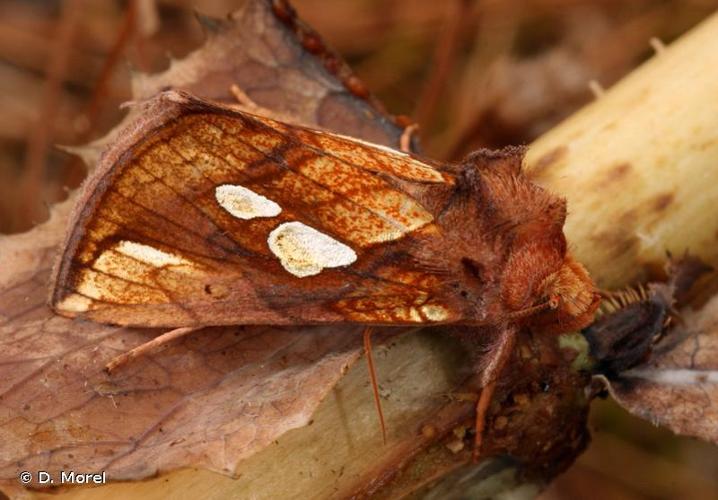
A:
413 0 470 130
79 0 137 140
20 0 83 226
526 11 718 288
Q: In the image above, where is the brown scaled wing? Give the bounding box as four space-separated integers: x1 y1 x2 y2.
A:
50 91 464 328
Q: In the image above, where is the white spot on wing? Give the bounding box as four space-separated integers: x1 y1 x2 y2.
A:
215 184 281 220
408 308 422 322
56 293 92 312
421 304 450 321
68 241 200 307
75 268 169 304
115 241 189 267
268 221 357 277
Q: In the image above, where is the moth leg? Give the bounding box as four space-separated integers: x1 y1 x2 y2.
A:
105 326 199 373
229 84 296 124
363 327 388 444
473 326 517 461
399 123 419 153
229 84 262 112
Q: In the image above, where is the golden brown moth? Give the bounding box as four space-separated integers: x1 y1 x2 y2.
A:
50 90 599 457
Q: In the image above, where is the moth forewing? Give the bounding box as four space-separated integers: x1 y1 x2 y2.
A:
50 91 465 328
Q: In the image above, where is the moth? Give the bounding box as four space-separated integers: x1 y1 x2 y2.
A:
50 90 600 457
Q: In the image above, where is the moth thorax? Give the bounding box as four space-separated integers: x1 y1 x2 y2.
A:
540 255 598 318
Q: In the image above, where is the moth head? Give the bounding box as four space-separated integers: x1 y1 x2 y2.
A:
536 254 600 331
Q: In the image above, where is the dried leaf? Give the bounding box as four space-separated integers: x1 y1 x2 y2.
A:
79 0 408 171
0 0 410 491
132 0 405 143
601 294 718 445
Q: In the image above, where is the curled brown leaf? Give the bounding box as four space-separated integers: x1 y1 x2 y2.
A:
600 295 718 445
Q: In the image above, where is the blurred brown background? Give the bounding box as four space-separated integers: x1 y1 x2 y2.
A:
1 0 718 498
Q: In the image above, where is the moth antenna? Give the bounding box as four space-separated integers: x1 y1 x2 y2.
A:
227 83 297 124
399 123 419 153
597 296 617 316
105 326 199 373
598 285 651 317
638 283 649 301
229 83 257 109
363 327 387 445
506 299 554 320
604 284 651 312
